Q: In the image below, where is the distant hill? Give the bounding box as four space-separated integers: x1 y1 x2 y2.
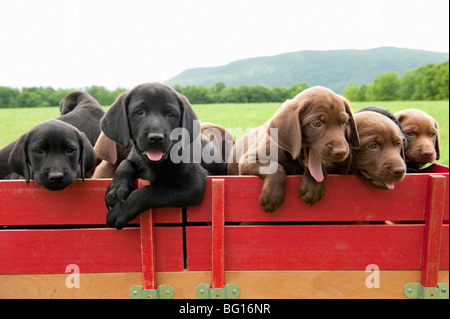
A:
166 47 449 93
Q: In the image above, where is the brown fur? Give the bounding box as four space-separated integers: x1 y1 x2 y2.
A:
201 122 235 162
394 109 440 169
350 111 406 189
92 132 132 178
228 86 359 211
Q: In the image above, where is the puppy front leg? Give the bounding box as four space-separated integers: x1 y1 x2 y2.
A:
107 178 206 230
299 167 326 205
240 161 286 213
105 159 138 209
107 164 207 230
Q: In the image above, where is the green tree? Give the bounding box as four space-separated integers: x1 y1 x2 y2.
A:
0 87 20 107
369 72 400 101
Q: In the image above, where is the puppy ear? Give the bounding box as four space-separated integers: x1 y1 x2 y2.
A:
434 121 440 160
94 132 118 164
78 132 97 179
60 91 81 115
177 93 200 143
400 143 406 161
343 100 360 148
101 92 130 148
267 98 304 160
8 133 31 184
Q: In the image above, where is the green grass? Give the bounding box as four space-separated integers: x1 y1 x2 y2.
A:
1 101 448 165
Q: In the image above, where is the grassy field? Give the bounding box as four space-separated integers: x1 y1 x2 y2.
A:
0 100 448 166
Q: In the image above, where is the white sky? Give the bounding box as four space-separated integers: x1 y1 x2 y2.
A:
0 0 448 90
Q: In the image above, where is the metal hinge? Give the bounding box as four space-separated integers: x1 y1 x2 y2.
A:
129 284 174 299
196 283 240 299
403 283 449 299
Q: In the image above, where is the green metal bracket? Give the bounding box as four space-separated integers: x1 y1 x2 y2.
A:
196 283 240 299
403 283 449 299
129 284 174 299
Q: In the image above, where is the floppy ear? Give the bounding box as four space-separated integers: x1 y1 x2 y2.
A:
94 132 118 164
434 121 440 160
266 98 304 160
400 143 406 161
77 132 97 179
8 133 31 184
60 91 81 115
177 93 200 144
343 100 360 148
100 92 130 148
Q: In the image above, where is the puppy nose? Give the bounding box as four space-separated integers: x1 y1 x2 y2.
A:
48 172 64 181
422 149 434 157
332 147 348 158
148 133 164 143
390 166 406 177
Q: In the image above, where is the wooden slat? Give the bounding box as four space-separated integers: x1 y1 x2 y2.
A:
0 179 182 225
211 179 225 288
421 175 446 287
187 172 448 223
140 210 156 290
186 224 449 271
0 227 184 274
1 270 448 299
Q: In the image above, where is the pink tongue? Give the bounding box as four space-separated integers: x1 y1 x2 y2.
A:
385 182 395 190
145 149 164 161
308 148 324 182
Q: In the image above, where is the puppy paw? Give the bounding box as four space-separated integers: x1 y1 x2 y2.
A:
259 185 285 213
105 179 133 209
106 201 131 230
299 175 326 205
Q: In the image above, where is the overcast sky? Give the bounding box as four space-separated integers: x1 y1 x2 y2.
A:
0 0 448 90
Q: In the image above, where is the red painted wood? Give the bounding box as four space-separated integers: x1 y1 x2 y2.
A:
0 227 184 274
140 209 156 290
138 179 156 290
211 179 225 289
186 224 449 271
187 167 449 223
0 164 447 276
421 175 446 287
0 179 182 225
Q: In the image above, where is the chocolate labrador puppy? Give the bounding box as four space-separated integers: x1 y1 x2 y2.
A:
102 82 214 230
228 86 359 211
350 111 406 189
356 106 407 151
8 119 97 190
394 109 440 170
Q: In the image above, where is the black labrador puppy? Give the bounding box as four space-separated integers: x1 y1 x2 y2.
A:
102 82 212 230
0 91 104 179
8 119 97 190
58 91 105 146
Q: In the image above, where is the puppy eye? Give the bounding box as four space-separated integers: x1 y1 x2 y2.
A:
342 120 348 127
34 148 44 155
166 112 175 118
311 121 322 128
367 142 378 150
66 147 76 154
405 131 416 137
430 132 437 138
135 108 144 116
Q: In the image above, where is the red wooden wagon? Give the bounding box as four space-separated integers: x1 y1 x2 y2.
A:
0 164 448 299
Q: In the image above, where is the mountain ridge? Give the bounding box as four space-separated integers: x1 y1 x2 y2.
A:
165 47 449 93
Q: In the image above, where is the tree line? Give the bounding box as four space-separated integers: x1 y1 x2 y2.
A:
342 61 448 101
0 61 447 108
0 86 127 108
